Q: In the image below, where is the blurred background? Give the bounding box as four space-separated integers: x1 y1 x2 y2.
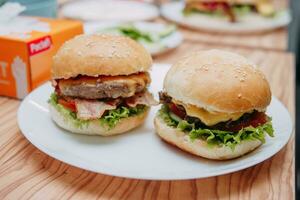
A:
2 0 294 52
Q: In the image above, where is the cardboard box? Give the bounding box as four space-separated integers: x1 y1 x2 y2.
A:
0 17 83 99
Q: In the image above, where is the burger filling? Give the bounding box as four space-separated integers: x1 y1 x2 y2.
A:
183 1 275 22
57 72 151 99
48 72 158 129
159 92 274 149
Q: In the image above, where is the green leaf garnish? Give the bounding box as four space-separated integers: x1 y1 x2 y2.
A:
158 104 274 150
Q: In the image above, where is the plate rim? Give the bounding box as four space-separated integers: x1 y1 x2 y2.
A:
83 21 183 56
61 0 159 22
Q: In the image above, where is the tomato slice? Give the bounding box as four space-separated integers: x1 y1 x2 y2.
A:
225 112 267 132
202 2 228 11
168 103 186 119
58 98 76 112
247 112 268 127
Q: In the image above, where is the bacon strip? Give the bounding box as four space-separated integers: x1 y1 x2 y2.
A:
57 90 158 120
75 99 116 120
125 91 158 107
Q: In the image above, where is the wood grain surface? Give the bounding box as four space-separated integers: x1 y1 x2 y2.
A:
0 40 294 199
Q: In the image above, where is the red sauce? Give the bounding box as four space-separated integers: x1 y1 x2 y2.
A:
168 103 186 119
224 112 268 132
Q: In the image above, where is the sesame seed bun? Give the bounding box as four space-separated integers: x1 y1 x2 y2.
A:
52 34 152 79
154 114 262 160
164 49 271 113
49 104 149 136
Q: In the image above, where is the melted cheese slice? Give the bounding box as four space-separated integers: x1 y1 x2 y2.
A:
173 100 245 126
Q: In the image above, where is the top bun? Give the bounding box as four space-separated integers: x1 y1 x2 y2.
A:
52 34 152 79
164 49 271 113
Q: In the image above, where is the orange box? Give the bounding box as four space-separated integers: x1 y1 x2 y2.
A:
0 17 83 99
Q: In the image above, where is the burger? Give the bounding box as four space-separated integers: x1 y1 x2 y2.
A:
183 0 275 22
154 49 274 160
49 34 158 136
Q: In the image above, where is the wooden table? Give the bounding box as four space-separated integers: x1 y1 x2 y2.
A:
0 40 294 199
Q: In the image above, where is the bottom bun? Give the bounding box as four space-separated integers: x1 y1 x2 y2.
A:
49 104 149 136
154 115 262 160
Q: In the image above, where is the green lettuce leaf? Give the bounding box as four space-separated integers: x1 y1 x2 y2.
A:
183 8 225 17
232 5 253 16
48 93 148 129
103 24 176 43
158 105 274 150
100 105 147 129
183 5 254 17
48 93 89 129
119 25 153 42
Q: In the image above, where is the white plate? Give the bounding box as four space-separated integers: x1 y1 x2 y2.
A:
18 63 293 180
161 2 291 33
84 21 183 56
61 0 159 22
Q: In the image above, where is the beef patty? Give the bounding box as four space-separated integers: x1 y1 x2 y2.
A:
56 72 150 99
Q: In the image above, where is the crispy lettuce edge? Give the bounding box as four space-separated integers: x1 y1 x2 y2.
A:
48 93 148 130
158 104 274 150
